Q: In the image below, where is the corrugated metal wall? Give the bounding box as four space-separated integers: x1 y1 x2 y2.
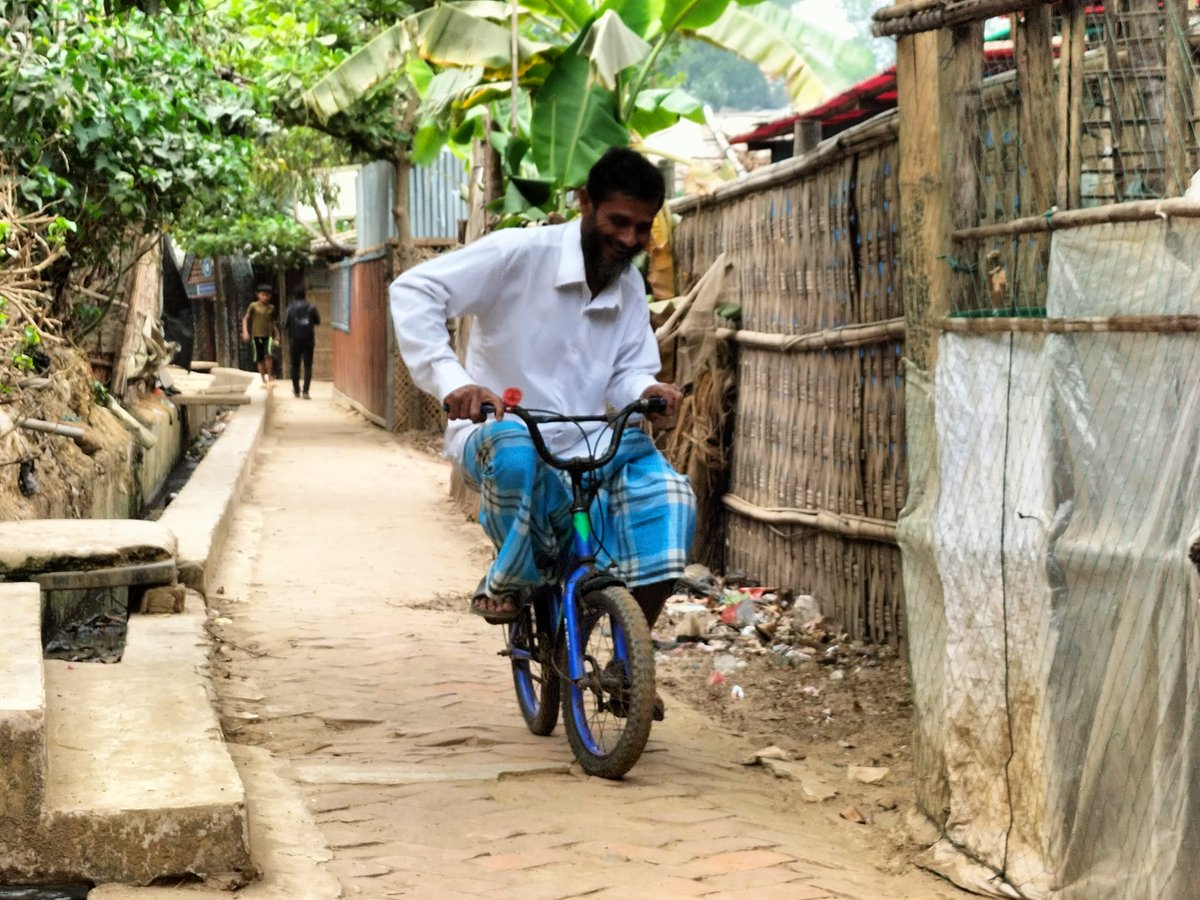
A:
356 161 394 251
334 153 466 427
331 251 390 426
410 151 466 240
356 153 466 249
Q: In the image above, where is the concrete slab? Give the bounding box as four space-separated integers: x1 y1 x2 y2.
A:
0 520 176 578
158 389 268 595
0 583 46 826
37 596 252 884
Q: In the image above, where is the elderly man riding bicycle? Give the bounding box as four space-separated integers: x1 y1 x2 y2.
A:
389 147 696 695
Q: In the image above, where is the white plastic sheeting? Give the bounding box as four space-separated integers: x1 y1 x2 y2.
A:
899 219 1200 898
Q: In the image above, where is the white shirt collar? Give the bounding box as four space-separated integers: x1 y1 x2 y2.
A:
554 219 625 312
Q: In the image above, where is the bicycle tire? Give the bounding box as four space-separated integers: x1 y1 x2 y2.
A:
509 590 560 736
560 584 655 778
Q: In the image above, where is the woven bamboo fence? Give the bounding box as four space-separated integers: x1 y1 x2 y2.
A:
672 114 907 645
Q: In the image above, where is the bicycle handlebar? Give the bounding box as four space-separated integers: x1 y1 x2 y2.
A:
478 397 666 473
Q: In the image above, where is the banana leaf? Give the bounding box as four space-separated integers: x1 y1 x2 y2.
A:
660 0 735 35
627 87 704 138
697 4 877 108
580 9 652 90
520 0 596 31
304 6 550 120
599 0 664 39
530 34 629 191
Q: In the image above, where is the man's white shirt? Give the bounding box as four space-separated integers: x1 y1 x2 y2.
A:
389 219 660 464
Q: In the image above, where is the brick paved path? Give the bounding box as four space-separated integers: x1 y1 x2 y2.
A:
206 385 967 899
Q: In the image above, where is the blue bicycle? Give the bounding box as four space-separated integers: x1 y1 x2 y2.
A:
483 396 664 779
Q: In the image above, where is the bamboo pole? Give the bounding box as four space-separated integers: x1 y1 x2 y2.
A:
722 493 898 545
716 317 906 352
17 418 102 454
938 315 1200 333
872 0 1056 37
670 114 898 214
1056 0 1086 209
1164 0 1192 197
951 198 1200 241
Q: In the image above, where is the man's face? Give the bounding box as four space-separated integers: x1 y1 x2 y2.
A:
256 291 271 303
579 189 660 288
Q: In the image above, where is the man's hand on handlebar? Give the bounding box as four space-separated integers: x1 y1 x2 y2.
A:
443 384 504 422
640 383 682 421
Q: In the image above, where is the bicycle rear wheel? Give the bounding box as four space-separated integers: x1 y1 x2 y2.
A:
509 589 560 736
560 584 655 778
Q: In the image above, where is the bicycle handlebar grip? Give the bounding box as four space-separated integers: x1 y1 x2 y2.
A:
441 401 497 416
643 395 668 415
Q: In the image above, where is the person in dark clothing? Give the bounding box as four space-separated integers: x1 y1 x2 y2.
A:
283 289 321 398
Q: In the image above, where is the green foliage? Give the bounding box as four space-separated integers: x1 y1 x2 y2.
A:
12 322 41 372
213 0 430 159
0 1 261 267
91 378 111 405
172 124 346 267
176 210 315 269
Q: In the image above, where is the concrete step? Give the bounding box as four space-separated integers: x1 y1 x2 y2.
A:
33 595 252 885
0 519 177 579
0 583 47 832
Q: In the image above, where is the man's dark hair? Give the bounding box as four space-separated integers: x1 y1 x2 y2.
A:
586 147 665 208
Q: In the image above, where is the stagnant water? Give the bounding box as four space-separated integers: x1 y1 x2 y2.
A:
0 886 91 899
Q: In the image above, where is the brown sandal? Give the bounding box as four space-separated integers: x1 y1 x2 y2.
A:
469 580 519 625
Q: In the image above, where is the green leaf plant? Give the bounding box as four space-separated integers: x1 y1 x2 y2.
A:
300 0 877 224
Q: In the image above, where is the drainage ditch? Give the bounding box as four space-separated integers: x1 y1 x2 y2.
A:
0 885 91 899
39 411 232 664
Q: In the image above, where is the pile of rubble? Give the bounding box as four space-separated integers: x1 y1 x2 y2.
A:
657 564 843 673
653 563 901 707
654 564 907 824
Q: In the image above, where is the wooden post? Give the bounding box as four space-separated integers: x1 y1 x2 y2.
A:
1056 0 1086 209
1164 0 1193 196
897 23 983 371
793 119 822 157
1015 6 1059 307
1017 6 1060 214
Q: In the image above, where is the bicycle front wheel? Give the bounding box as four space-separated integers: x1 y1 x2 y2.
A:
509 590 560 736
561 585 655 779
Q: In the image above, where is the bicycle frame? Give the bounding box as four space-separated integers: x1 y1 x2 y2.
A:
501 398 663 685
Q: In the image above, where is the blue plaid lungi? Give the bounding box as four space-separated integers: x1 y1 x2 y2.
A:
460 420 695 596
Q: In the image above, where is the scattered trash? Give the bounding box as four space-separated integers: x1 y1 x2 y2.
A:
655 567 903 788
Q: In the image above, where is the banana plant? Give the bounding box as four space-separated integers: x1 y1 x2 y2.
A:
302 0 877 220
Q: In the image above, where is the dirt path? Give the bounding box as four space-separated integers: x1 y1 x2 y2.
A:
197 382 966 899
